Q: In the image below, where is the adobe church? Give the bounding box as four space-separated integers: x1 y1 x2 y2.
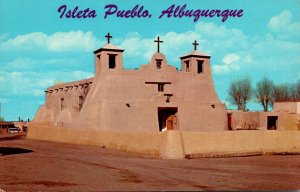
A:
33 33 227 132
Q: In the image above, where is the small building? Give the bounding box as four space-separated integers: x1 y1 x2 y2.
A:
228 102 300 131
33 34 228 132
273 101 300 114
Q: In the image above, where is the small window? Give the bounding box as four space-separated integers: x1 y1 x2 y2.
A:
158 84 164 92
156 59 162 69
79 96 84 111
108 54 116 69
60 98 64 111
185 60 190 72
197 60 203 74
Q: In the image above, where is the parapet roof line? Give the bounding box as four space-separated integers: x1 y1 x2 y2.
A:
180 55 211 60
93 48 124 54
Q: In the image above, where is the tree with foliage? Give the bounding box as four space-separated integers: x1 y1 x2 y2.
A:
0 116 4 122
227 77 252 111
254 77 274 112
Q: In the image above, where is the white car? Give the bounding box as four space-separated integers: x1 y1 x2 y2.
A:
8 127 21 133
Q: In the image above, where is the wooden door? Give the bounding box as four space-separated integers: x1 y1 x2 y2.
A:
166 115 173 130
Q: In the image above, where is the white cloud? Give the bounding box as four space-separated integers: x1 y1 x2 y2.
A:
115 19 299 76
244 55 253 64
223 53 240 65
0 70 93 97
195 21 249 51
71 71 94 79
1 32 47 49
4 58 38 70
160 31 201 62
0 98 8 104
119 21 248 66
0 33 9 43
1 16 299 102
247 33 300 70
0 31 102 52
120 33 152 59
0 21 250 68
0 75 4 84
120 31 201 64
268 10 300 40
268 11 292 32
32 89 45 97
212 53 241 74
0 57 81 72
47 31 99 52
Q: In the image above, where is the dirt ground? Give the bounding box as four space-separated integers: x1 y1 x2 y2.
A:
0 139 300 191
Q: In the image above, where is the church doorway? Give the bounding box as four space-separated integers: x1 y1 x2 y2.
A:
158 107 178 131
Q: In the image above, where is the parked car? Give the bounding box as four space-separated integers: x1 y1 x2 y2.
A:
8 127 21 133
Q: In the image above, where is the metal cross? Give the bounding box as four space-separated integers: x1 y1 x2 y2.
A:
105 33 112 44
154 36 163 53
193 40 199 51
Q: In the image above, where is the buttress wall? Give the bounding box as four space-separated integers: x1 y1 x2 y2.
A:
33 78 93 127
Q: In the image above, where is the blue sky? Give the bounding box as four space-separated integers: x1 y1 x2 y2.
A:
0 0 300 121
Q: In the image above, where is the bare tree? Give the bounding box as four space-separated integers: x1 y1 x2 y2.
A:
290 80 300 101
228 79 242 110
272 80 300 103
228 77 251 111
240 78 252 111
254 77 274 112
273 84 290 102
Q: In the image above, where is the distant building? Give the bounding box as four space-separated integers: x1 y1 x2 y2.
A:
274 101 300 114
33 34 228 132
228 101 300 131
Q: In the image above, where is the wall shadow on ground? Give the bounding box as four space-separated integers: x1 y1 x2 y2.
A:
0 147 34 156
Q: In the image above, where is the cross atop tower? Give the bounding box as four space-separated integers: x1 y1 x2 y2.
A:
154 36 163 53
193 40 199 51
105 33 112 44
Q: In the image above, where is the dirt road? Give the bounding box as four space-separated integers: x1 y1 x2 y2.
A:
1 139 299 191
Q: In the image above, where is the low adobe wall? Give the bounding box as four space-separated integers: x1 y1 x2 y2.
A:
181 131 300 158
27 123 160 156
27 123 300 159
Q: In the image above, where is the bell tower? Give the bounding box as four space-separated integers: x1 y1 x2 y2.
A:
180 40 212 79
93 33 124 76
